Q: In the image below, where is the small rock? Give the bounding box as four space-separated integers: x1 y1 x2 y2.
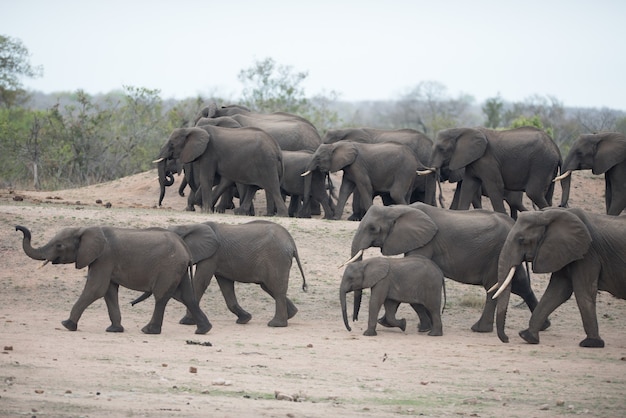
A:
275 391 294 401
105 202 112 208
65 390 72 394
420 381 429 385
539 404 550 410
35 389 44 394
162 363 168 367
556 400 565 406
306 343 313 348
3 346 12 351
12 195 23 201
212 378 231 386
189 367 197 374
95 199 103 204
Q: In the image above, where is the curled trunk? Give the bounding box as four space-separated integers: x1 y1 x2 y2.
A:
157 159 174 206
15 225 47 261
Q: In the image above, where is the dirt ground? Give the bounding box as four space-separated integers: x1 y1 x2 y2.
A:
1 170 624 417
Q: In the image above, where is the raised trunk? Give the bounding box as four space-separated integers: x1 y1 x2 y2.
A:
339 285 352 331
15 225 47 261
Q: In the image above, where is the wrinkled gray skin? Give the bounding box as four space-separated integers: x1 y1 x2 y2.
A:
281 150 335 219
155 126 287 216
15 225 211 335
558 132 626 216
324 127 436 219
340 256 444 337
494 208 626 347
349 203 549 333
304 141 423 220
429 127 561 214
196 103 322 152
170 221 307 328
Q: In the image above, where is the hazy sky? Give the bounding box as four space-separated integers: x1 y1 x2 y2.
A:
3 0 626 109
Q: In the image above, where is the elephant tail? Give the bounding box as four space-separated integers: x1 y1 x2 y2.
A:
130 291 152 306
441 276 447 314
293 249 308 292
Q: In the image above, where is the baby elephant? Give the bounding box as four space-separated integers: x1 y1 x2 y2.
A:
340 256 444 336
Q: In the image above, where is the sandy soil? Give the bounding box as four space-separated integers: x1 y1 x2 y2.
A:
1 170 624 417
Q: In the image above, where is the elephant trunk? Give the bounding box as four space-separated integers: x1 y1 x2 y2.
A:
15 225 48 261
156 159 172 206
339 284 352 332
557 170 572 208
493 238 526 343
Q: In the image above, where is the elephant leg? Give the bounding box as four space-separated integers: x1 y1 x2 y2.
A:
260 283 290 327
364 291 387 336
334 178 356 220
211 179 236 213
104 282 124 333
377 299 406 331
265 184 289 217
471 291 497 333
216 276 252 324
571 263 604 347
235 185 259 216
414 303 442 336
520 272 573 344
180 266 214 325
177 274 212 335
525 183 550 209
142 295 172 334
64 273 112 331
411 303 433 333
606 166 626 215
457 177 483 211
215 186 236 213
510 266 551 331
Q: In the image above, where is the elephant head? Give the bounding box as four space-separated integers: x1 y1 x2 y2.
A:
303 142 358 175
15 225 107 269
492 209 592 343
339 258 391 331
556 132 626 214
429 128 488 172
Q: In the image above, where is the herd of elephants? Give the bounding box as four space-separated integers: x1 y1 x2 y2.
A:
15 103 626 348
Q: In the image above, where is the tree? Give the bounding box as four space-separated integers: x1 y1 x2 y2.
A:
482 95 503 128
0 35 43 108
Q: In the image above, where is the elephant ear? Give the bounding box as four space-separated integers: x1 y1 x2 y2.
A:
449 129 488 171
206 103 217 118
169 224 218 263
180 128 210 164
382 207 438 255
593 133 626 174
330 143 359 172
76 227 107 269
533 209 592 273
362 258 391 289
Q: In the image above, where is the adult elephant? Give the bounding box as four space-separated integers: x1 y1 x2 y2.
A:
302 141 423 220
424 127 561 215
555 132 626 215
346 203 549 333
491 208 626 347
197 103 322 152
15 225 211 335
154 126 288 216
324 127 436 216
281 150 335 219
170 221 308 327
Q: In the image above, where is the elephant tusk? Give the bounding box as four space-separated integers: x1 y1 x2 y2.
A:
300 170 312 177
416 168 435 176
38 260 50 269
553 170 571 182
338 249 364 268
492 266 517 299
487 282 500 293
152 157 165 163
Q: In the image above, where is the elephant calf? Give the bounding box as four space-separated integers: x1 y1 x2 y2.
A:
340 256 444 336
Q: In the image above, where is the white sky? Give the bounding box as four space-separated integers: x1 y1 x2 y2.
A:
3 0 626 110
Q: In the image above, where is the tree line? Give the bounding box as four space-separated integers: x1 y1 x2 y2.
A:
1 36 625 190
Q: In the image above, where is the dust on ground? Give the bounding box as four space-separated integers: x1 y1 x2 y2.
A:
1 170 624 417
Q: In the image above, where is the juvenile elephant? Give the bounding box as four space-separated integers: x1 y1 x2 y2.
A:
15 225 211 335
556 132 626 215
281 150 335 219
154 126 288 216
171 221 307 327
340 256 444 337
491 208 626 347
302 141 423 220
324 127 436 217
426 127 561 214
347 203 549 333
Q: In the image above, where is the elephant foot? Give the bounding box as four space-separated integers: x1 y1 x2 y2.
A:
579 337 605 348
267 318 288 327
236 313 252 324
287 305 298 320
347 214 362 221
195 322 212 335
428 329 443 336
62 319 78 331
471 321 493 333
141 324 162 334
497 330 510 344
363 328 377 336
418 321 432 333
377 316 394 328
519 329 540 344
179 315 196 325
399 318 407 332
185 206 196 212
540 318 551 331
106 324 124 333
